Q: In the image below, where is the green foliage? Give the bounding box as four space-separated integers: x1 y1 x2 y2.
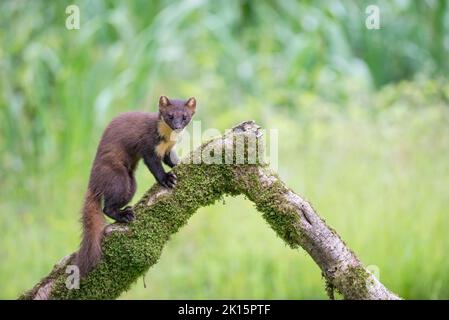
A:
1 0 449 299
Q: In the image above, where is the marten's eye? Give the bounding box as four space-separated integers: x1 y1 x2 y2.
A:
182 115 187 121
168 114 174 120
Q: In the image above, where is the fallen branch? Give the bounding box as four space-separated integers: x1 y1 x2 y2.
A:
20 121 400 300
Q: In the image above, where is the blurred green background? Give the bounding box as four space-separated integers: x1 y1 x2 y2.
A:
1 0 449 299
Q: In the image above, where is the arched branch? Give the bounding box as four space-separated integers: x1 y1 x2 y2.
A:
19 121 400 300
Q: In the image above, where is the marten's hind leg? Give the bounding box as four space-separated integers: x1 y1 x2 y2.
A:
119 172 137 218
102 168 136 223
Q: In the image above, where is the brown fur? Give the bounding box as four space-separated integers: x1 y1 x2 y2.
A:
76 189 104 275
75 96 196 276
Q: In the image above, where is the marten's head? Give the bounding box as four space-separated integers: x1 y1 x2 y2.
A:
158 96 196 131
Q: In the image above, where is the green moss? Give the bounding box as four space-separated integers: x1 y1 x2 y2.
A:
49 162 234 299
29 151 361 300
324 275 335 300
333 265 370 300
38 135 305 299
26 148 372 299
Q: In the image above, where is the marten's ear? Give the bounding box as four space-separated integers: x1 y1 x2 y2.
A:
185 97 196 113
159 96 170 108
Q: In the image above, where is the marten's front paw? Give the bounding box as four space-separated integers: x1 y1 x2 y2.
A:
161 172 177 189
118 206 135 223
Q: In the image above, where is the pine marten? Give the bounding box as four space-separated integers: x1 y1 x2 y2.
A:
75 96 196 276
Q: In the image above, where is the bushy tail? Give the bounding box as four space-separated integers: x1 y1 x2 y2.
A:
75 189 105 277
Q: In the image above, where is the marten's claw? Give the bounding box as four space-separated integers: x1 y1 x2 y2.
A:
122 212 135 222
163 172 177 189
119 207 135 222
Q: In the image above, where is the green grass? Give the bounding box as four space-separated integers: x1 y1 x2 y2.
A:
1 0 449 299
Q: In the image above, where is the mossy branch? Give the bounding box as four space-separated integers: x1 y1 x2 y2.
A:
19 121 400 300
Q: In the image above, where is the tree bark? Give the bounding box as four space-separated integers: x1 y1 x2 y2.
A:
19 121 400 300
